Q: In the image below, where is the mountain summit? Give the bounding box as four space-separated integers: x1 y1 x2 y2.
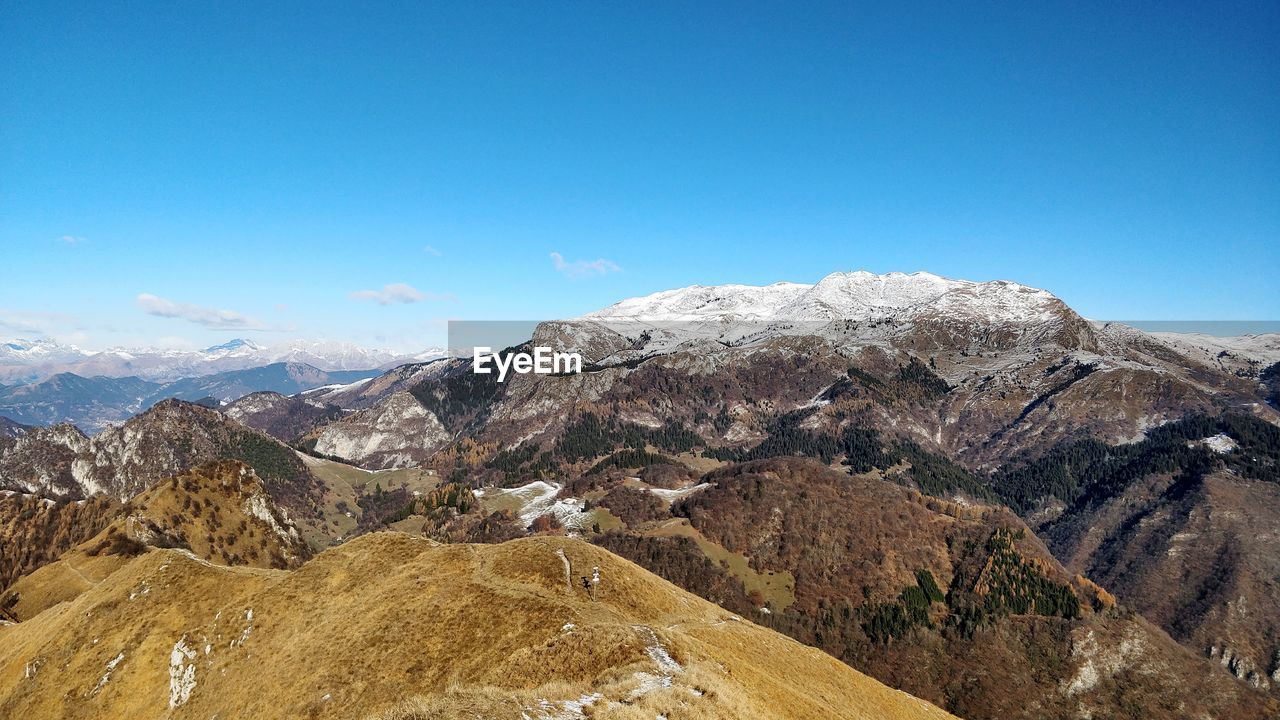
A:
587 271 1065 325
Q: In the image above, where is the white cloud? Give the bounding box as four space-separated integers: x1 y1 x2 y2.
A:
136 293 268 330
0 309 82 336
550 251 621 279
422 245 442 256
349 283 453 305
57 235 87 244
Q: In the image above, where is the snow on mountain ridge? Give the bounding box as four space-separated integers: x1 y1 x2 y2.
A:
0 338 444 384
587 271 1063 324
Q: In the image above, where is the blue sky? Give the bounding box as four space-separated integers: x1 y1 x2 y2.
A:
2 1 1277 351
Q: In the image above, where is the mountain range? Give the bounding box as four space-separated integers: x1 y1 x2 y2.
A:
0 338 443 385
0 467 955 719
3 270 1279 719
0 362 382 432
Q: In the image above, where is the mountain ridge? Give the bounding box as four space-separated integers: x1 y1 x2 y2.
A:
0 362 382 432
0 338 443 385
0 531 958 719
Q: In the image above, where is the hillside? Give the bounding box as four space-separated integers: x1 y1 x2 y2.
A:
0 491 120 594
0 363 382 432
298 273 1276 480
1 461 310 623
0 416 31 439
994 414 1280 692
0 400 326 535
0 373 157 431
224 391 344 443
303 391 452 469
419 456 1276 719
0 533 955 720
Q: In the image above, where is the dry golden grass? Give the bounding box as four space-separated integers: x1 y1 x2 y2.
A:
298 454 442 548
648 518 796 610
2 461 307 621
0 532 954 719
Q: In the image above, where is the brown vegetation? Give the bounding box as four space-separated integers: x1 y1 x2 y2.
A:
0 533 957 720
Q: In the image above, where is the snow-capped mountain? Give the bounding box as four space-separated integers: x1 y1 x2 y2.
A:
586 271 1063 324
561 270 1085 360
0 338 443 384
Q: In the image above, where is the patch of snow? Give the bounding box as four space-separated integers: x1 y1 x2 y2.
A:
488 481 595 533
634 625 683 674
168 637 197 708
628 672 673 698
91 652 124 696
230 609 254 647
648 482 711 505
1199 433 1238 454
527 692 604 719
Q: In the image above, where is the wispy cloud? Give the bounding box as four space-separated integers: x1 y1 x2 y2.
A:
57 235 87 244
349 283 454 305
550 251 621 279
136 293 268 330
0 309 82 336
422 245 442 256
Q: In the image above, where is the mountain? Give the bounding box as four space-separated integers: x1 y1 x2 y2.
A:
0 363 383 432
1 461 310 623
0 337 442 384
0 531 956 720
300 359 448 410
0 373 158 431
5 270 1278 719
0 491 121 593
992 413 1280 692
587 271 1066 324
155 362 379 406
223 391 344 443
0 339 89 370
414 455 1275 719
301 392 452 470
305 272 1274 480
0 416 29 439
285 360 457 469
0 400 324 529
1146 332 1280 377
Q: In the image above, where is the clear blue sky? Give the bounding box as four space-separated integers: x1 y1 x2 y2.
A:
2 1 1277 351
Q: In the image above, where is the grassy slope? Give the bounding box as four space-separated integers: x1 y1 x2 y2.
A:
2 461 308 621
0 533 955 720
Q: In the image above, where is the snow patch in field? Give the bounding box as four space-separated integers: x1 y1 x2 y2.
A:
1199 433 1238 454
168 637 197 708
91 652 124 695
648 482 710 505
230 608 254 647
628 672 673 698
634 625 683 674
489 481 594 532
527 692 604 719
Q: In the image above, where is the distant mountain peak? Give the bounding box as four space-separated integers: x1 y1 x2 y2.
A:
203 338 263 353
586 269 1065 325
0 337 444 385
